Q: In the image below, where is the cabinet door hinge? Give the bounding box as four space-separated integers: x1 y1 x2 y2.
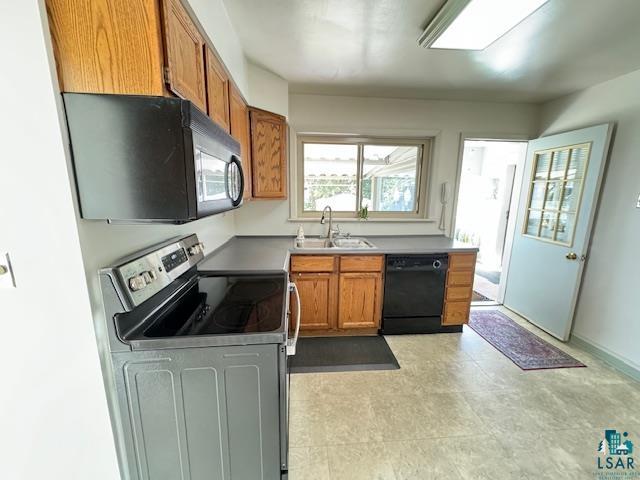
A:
163 67 171 85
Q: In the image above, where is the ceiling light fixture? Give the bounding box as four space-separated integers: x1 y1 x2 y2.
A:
418 0 549 50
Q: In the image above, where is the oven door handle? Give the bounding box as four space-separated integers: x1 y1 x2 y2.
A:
286 282 301 356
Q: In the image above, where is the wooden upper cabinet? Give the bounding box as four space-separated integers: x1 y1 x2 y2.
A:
229 85 252 199
161 0 207 111
45 0 165 95
249 108 287 199
204 47 230 132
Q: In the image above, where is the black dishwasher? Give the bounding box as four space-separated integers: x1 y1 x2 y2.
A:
382 254 460 334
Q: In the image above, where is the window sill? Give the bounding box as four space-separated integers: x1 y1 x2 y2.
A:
288 217 437 223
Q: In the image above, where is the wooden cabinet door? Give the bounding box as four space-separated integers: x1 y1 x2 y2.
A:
338 273 382 329
45 0 166 95
442 301 471 325
205 47 230 131
249 108 287 198
229 85 252 199
161 0 206 111
291 273 337 331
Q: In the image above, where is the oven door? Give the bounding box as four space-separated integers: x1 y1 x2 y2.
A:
195 149 244 217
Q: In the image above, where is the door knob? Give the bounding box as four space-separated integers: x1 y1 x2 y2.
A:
0 265 7 275
566 252 578 260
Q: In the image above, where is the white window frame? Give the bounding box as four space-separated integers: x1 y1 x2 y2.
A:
521 142 592 247
296 135 432 220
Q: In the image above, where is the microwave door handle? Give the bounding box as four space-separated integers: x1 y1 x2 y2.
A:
196 150 204 202
229 155 244 205
286 282 300 356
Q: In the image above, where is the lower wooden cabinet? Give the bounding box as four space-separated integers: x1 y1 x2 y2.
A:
442 252 477 325
290 255 383 335
338 272 383 329
291 272 337 330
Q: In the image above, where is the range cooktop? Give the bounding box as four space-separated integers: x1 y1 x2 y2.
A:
143 274 287 338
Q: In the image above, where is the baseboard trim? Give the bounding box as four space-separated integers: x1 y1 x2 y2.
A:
569 334 640 383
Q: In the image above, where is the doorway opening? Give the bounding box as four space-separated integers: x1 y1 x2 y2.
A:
454 139 528 305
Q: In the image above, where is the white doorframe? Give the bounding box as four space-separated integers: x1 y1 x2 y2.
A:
451 133 531 304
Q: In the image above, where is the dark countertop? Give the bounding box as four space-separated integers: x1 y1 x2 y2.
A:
198 235 478 274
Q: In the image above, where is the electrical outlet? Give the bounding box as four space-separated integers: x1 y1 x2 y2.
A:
0 252 16 289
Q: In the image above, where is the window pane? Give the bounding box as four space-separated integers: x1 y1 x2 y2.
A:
303 143 358 211
361 145 419 212
543 181 562 210
525 210 541 235
530 182 546 210
534 152 551 180
549 149 569 179
540 211 557 239
567 146 588 179
560 181 579 212
556 212 575 244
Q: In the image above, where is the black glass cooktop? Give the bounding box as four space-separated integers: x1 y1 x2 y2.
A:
143 274 286 338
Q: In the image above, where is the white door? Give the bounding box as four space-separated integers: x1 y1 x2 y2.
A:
504 124 613 340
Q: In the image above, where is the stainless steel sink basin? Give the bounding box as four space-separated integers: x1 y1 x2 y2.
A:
293 237 376 249
331 237 376 249
294 238 332 249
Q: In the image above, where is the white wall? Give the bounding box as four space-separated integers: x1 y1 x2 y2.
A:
0 1 246 477
247 62 289 117
0 2 121 478
235 93 539 237
539 69 640 371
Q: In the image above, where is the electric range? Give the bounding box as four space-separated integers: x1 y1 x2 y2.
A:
98 234 297 479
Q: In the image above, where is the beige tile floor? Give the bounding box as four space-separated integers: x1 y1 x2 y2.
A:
288 306 640 480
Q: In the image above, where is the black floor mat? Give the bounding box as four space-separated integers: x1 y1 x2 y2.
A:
289 336 400 373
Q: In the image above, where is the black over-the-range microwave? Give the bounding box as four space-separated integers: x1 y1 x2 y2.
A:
63 93 244 223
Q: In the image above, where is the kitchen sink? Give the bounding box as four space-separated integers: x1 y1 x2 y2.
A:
293 237 376 249
294 238 332 249
331 237 376 249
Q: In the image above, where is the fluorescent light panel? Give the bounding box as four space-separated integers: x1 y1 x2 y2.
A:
420 0 548 50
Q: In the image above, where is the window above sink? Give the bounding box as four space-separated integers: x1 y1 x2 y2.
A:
295 135 432 221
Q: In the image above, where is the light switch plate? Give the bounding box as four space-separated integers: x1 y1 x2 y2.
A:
636 193 640 208
0 252 16 289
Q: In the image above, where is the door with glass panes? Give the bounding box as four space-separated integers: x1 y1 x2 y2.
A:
504 124 613 340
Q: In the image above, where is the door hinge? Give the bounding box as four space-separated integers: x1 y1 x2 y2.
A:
163 67 171 85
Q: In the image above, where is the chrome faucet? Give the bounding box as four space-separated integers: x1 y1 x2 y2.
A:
320 205 337 240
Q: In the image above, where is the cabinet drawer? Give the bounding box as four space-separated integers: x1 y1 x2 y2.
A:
443 301 470 325
339 255 384 272
290 255 335 272
448 253 476 271
447 270 474 287
446 286 472 302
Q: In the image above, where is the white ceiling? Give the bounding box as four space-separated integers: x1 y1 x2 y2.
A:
223 0 640 103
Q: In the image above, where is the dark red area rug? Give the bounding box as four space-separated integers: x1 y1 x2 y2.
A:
468 310 586 370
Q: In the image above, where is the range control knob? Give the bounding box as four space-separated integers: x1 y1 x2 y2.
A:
128 275 147 292
141 270 156 284
188 243 204 256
